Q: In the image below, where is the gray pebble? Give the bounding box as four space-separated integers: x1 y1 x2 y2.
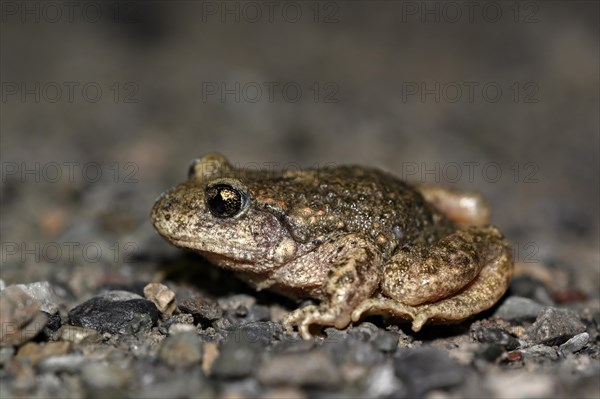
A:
0 347 15 366
363 362 405 398
323 330 386 366
227 321 282 346
14 281 61 315
394 348 465 397
0 286 48 346
520 344 559 361
271 338 315 355
219 378 262 398
81 362 132 399
56 325 102 344
248 305 271 322
218 294 256 311
559 332 589 355
211 331 262 378
68 290 158 335
37 354 88 374
158 313 194 335
212 317 233 333
99 290 145 301
475 344 505 362
373 331 400 353
43 312 62 335
348 322 380 341
508 276 555 306
527 307 586 346
471 326 520 350
159 331 203 368
258 350 341 387
136 367 214 399
179 296 223 323
323 326 348 343
344 339 386 366
495 296 544 322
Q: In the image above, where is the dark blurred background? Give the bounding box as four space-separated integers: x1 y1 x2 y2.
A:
1 1 598 296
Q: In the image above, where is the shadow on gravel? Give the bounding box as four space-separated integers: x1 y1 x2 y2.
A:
154 252 298 308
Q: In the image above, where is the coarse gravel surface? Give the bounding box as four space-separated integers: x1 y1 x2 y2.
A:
1 2 599 398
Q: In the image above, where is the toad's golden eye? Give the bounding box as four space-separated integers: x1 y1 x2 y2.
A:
205 184 245 218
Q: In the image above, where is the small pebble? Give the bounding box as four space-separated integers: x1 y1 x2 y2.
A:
0 286 48 346
37 354 88 374
505 351 523 362
211 330 263 378
520 344 559 361
179 296 223 322
135 367 213 399
202 341 219 375
363 362 405 398
248 305 271 322
495 296 544 322
476 344 506 362
227 321 282 346
81 362 132 399
343 339 386 366
168 323 196 335
14 281 61 315
487 372 554 398
262 387 307 399
217 294 256 311
43 312 62 335
559 332 589 355
394 348 465 397
144 283 176 317
16 341 71 366
159 313 195 335
56 325 102 344
68 290 158 335
527 307 586 346
258 350 341 387
508 276 555 306
159 331 203 368
348 322 380 341
471 326 520 350
323 326 348 343
0 347 16 366
373 331 400 353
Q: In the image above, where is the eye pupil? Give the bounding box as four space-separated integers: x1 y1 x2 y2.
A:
206 185 244 218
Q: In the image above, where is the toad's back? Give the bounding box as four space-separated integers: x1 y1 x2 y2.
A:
239 165 455 257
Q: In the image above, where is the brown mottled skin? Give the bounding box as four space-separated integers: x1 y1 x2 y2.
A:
151 153 513 339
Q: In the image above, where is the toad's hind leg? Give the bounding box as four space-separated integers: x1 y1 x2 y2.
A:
351 226 513 331
417 185 490 227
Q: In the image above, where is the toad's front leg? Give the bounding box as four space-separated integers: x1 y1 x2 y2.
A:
280 234 382 339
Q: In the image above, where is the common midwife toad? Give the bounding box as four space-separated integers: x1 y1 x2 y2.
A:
151 153 513 339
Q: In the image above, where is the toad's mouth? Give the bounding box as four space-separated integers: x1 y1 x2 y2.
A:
167 237 260 261
165 237 281 274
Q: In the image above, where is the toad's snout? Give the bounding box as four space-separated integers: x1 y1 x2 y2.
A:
151 184 205 239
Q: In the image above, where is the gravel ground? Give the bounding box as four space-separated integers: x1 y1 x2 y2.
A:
1 2 599 398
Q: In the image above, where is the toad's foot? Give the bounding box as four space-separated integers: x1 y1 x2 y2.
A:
350 297 427 331
283 305 351 340
417 184 490 228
